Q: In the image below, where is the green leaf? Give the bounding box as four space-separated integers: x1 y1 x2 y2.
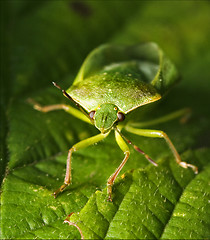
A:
162 151 210 239
68 149 210 239
1 1 210 239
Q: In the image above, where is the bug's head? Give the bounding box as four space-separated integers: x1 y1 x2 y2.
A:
89 103 125 134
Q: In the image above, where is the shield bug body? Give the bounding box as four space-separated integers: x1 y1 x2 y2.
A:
31 43 198 201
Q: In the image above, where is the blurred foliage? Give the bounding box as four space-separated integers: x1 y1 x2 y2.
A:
1 1 210 239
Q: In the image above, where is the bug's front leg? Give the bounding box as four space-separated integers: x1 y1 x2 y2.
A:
107 130 130 202
53 132 109 198
53 147 74 198
125 126 198 174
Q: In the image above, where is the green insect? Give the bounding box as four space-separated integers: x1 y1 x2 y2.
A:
31 43 198 201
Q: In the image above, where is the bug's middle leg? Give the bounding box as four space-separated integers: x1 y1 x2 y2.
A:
53 132 109 198
107 130 130 202
27 99 91 124
125 126 198 174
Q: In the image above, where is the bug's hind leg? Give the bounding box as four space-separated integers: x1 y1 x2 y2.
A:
125 126 198 174
128 108 191 128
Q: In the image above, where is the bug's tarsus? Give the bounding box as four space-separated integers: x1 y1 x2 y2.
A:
53 183 69 198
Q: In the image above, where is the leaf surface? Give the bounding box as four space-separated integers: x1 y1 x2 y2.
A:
69 149 210 239
1 1 210 239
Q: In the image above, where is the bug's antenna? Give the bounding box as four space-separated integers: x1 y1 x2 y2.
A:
52 82 92 121
115 127 158 166
52 82 73 101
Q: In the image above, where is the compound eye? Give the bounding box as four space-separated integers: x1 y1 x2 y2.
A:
89 110 96 119
117 112 125 122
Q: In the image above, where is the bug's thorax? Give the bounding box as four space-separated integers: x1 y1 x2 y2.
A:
90 103 124 134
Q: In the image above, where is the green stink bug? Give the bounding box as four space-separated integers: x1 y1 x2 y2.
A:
31 43 198 201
